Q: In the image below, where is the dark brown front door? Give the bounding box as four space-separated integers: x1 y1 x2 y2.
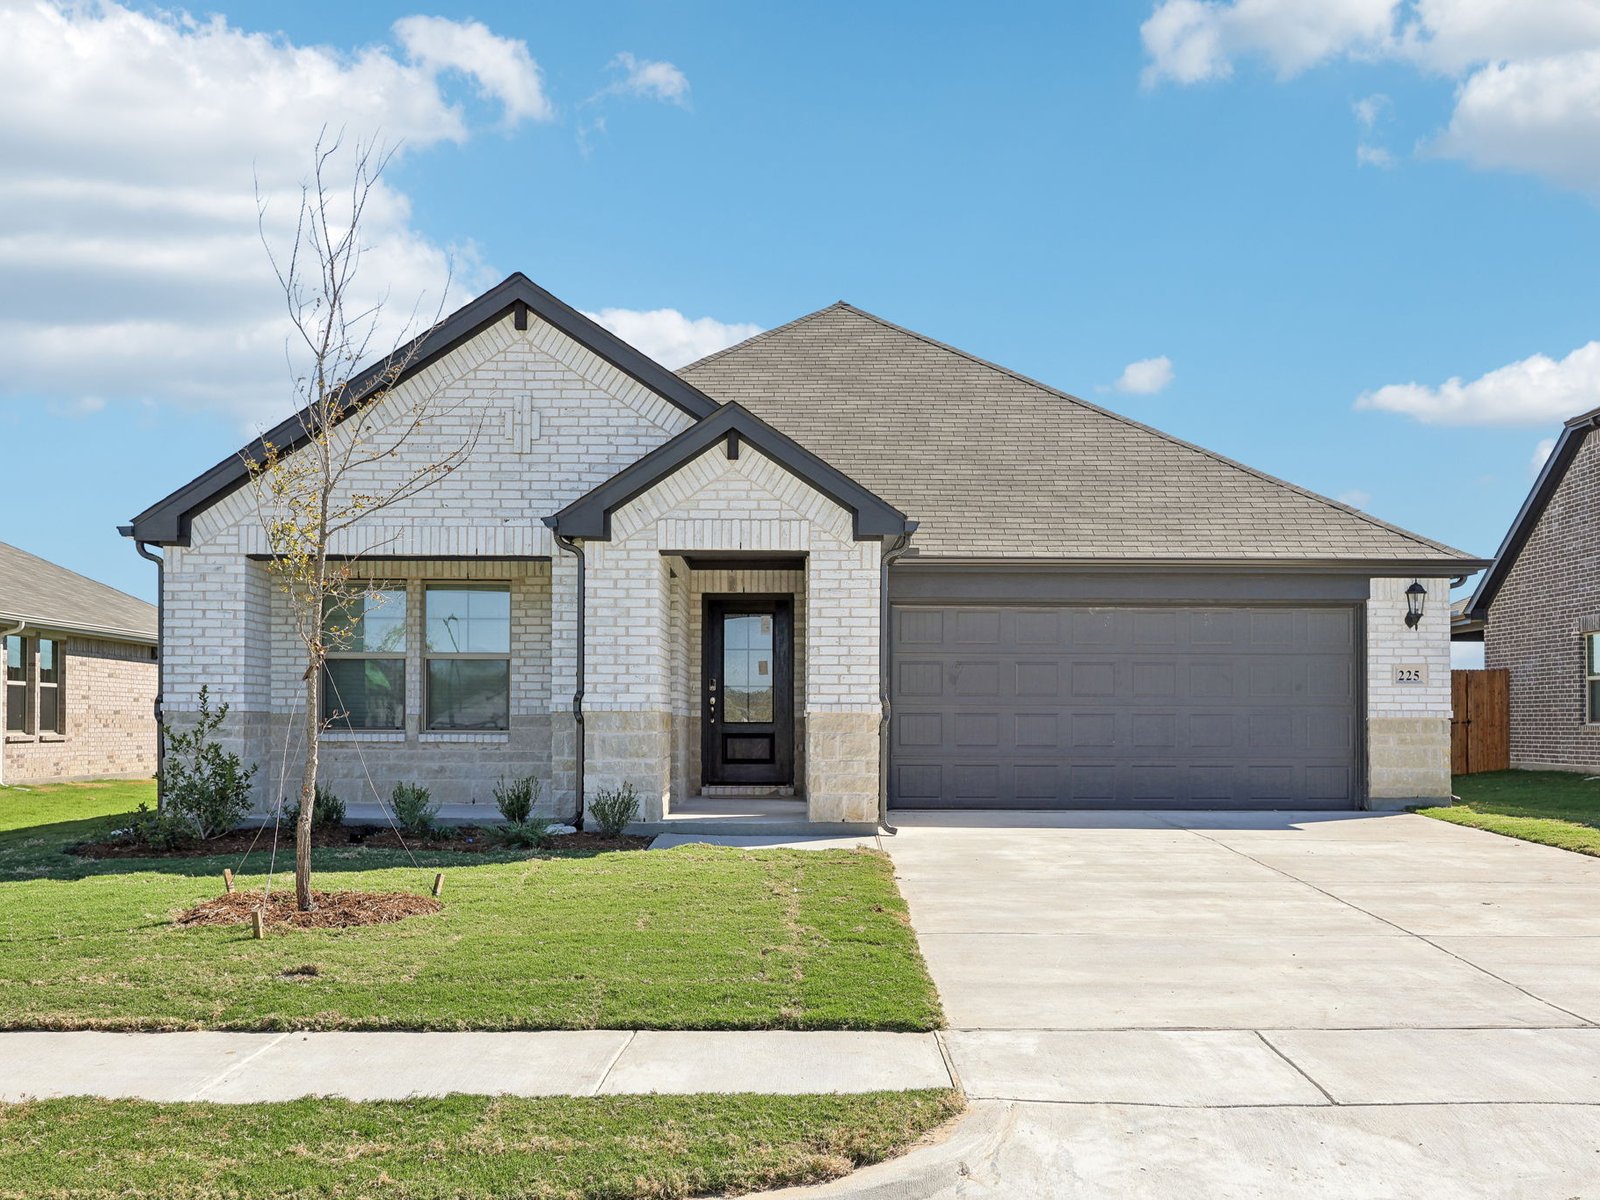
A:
703 595 794 785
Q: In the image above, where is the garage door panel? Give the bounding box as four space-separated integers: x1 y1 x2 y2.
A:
897 660 944 698
1306 765 1354 802
953 662 999 696
954 610 1000 644
1071 662 1118 696
955 712 1000 748
891 604 1359 810
898 609 944 644
1187 712 1236 749
1070 711 1117 747
897 712 943 748
1131 662 1177 697
1015 712 1060 749
1015 661 1060 696
1015 763 1062 801
1013 609 1061 643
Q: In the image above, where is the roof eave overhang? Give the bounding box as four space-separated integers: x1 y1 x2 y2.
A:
122 273 723 547
893 555 1491 576
546 403 914 543
1466 412 1600 622
0 611 157 647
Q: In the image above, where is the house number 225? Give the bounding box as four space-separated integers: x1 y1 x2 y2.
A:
1392 664 1428 685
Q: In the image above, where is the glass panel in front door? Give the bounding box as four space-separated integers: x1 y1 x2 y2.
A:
723 613 775 723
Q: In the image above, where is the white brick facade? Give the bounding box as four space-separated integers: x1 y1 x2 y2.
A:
1366 576 1453 804
159 308 883 823
583 445 881 822
150 298 1457 824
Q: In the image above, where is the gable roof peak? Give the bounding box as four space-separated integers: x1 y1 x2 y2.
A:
126 272 721 545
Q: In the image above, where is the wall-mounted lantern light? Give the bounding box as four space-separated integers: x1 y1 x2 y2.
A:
1404 580 1427 629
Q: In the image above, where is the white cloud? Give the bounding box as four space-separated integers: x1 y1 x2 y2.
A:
1451 640 1485 669
1140 0 1600 193
1113 355 1176 395
1141 0 1398 86
1531 435 1558 474
585 308 761 369
608 52 691 106
1354 92 1396 165
1433 50 1600 193
0 2 551 428
1356 341 1600 425
393 15 552 123
1353 92 1389 129
1336 489 1372 508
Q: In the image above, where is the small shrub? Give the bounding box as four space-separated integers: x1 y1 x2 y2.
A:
390 782 438 836
590 782 640 838
493 774 541 825
284 783 346 829
120 802 194 850
159 686 258 839
493 817 554 849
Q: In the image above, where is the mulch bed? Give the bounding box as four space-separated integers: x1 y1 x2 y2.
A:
177 888 443 930
72 825 649 859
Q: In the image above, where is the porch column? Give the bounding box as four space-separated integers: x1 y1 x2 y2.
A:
581 539 673 822
804 539 882 823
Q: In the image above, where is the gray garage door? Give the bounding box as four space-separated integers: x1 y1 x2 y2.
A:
890 606 1360 810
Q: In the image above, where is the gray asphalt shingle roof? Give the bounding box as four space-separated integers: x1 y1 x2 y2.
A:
0 542 157 644
679 303 1478 564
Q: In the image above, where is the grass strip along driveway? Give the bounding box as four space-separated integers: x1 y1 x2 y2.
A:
1423 769 1600 856
0 782 942 1032
0 1091 964 1200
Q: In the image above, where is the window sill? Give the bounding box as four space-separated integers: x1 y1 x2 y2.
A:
38 734 66 743
420 731 510 744
5 734 35 744
323 731 406 743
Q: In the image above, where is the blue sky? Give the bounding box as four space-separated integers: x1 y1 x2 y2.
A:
3 1 1598 608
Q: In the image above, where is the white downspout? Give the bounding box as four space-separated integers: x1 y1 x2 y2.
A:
0 619 25 789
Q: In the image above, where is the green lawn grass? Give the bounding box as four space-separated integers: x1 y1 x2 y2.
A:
0 781 943 1032
1421 770 1600 856
0 1090 964 1200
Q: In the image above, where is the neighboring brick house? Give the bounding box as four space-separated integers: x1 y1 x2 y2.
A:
1 541 158 785
1465 405 1600 772
122 275 1481 831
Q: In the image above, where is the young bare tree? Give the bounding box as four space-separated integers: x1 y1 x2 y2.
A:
248 134 476 911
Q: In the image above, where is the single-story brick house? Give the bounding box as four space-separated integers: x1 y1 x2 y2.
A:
122 275 1482 829
1 541 158 785
1463 403 1600 772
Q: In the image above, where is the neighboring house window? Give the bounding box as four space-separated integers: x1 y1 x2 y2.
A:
321 588 407 730
36 639 63 735
1588 633 1600 724
4 635 27 734
425 585 510 731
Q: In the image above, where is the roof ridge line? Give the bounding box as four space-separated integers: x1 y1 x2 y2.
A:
824 303 1475 562
676 301 851 375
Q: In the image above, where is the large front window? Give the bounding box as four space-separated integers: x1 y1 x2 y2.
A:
425 585 510 731
322 588 407 730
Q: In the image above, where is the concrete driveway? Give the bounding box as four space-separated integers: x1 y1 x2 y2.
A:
781 810 1600 1198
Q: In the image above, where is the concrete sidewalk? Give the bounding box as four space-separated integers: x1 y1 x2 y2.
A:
0 1030 952 1103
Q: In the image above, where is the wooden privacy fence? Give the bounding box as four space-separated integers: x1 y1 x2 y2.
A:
1451 668 1510 775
